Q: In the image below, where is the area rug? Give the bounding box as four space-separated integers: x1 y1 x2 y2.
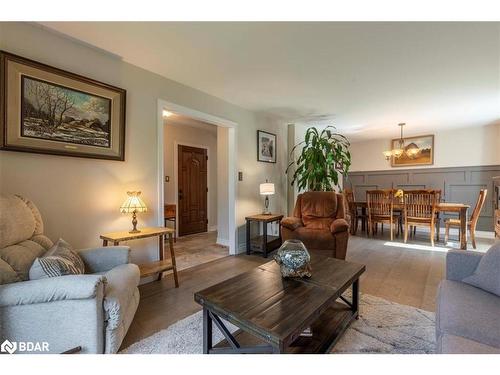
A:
121 293 436 354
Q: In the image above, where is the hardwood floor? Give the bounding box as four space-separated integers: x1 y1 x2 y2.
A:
121 254 266 349
121 229 495 350
173 231 228 272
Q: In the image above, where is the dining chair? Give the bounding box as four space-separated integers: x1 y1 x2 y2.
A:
403 190 438 246
444 189 487 249
343 188 367 235
366 190 399 240
164 204 177 242
410 189 442 240
434 189 442 241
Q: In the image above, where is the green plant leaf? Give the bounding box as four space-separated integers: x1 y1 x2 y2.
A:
286 125 351 192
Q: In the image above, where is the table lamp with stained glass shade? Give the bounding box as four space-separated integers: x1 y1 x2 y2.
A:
120 191 148 233
259 180 275 214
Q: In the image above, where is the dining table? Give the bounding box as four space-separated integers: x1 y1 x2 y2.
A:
352 201 470 250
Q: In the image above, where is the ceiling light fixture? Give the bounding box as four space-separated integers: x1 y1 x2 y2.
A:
162 110 173 118
383 123 420 161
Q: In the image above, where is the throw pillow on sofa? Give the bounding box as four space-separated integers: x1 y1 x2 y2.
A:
463 242 500 297
29 238 85 280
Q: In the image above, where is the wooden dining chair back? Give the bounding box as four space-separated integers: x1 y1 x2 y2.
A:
433 189 443 241
470 189 488 229
445 189 487 249
164 204 177 242
343 188 356 234
403 190 438 246
344 188 355 208
366 190 397 240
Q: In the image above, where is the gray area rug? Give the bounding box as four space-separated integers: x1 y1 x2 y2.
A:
121 293 436 354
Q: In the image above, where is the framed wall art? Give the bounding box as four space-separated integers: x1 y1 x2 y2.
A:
257 130 276 163
391 134 434 167
0 51 126 160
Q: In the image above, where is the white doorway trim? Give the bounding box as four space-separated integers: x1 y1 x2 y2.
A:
173 141 211 238
157 99 238 255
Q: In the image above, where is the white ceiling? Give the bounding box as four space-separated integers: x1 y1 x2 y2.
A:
41 22 500 141
164 113 218 134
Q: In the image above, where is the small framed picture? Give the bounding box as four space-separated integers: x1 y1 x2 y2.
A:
257 130 276 163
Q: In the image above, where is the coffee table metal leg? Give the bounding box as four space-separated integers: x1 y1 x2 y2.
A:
203 307 212 354
263 222 268 258
246 220 251 255
352 279 360 319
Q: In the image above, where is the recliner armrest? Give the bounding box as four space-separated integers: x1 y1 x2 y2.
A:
77 246 131 273
0 275 106 307
281 217 304 231
330 218 349 234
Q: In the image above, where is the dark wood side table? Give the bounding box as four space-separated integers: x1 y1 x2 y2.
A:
245 214 283 258
100 226 179 287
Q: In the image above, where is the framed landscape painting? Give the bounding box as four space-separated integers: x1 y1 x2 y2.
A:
257 130 277 163
391 134 434 167
0 51 126 160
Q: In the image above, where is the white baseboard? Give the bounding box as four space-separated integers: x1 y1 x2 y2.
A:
216 237 229 247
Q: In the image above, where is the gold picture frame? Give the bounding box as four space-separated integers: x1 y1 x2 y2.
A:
0 51 126 161
391 134 434 167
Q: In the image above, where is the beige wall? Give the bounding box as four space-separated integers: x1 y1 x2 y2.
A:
236 114 288 249
163 122 218 230
0 22 288 261
349 123 500 172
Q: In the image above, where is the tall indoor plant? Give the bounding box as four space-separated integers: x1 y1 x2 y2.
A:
287 126 351 191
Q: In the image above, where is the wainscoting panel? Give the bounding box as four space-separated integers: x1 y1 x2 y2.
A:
346 165 500 231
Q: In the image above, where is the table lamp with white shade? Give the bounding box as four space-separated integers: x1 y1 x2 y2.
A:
120 191 148 233
259 180 275 215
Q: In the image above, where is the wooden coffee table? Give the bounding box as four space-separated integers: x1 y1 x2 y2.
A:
194 254 365 354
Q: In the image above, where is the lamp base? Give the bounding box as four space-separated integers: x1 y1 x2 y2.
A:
130 211 141 233
262 196 271 215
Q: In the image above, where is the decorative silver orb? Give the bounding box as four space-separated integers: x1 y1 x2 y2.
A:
274 239 312 278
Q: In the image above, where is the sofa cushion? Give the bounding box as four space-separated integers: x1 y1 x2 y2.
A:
29 239 85 280
437 280 500 349
16 195 45 235
439 333 500 354
463 243 500 296
287 227 335 251
0 258 19 284
100 263 140 330
0 239 48 283
0 195 36 248
300 192 338 228
30 234 54 251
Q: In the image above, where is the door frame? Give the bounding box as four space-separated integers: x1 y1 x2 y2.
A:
174 142 210 237
157 99 238 255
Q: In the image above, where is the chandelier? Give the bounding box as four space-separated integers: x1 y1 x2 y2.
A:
383 123 420 160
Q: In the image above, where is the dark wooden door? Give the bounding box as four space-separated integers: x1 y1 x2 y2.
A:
178 145 208 236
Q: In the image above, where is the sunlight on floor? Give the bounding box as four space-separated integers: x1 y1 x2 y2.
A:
383 241 450 253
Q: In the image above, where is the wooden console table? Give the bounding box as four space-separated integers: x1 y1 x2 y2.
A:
100 227 179 287
245 214 283 258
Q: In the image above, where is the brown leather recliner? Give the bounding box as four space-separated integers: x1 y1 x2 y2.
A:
280 191 349 260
